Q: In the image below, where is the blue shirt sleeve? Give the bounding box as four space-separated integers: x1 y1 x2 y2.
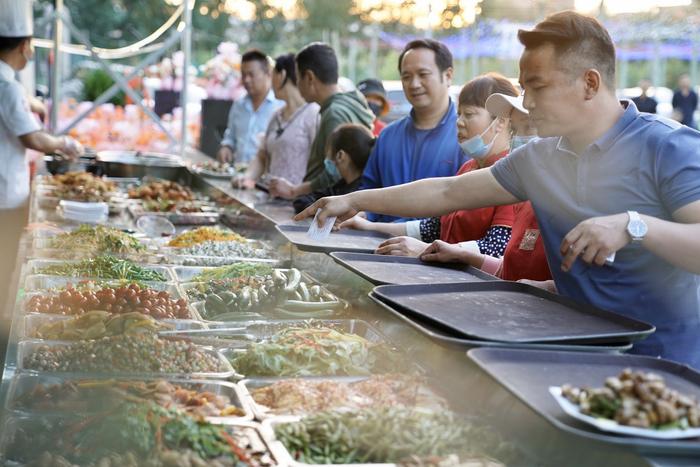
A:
656 127 700 213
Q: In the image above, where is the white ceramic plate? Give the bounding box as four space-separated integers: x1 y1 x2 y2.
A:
549 386 700 440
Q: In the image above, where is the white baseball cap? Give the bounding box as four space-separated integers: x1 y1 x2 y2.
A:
485 93 527 118
0 0 33 37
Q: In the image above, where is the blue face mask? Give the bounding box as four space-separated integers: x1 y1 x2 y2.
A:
324 158 341 182
510 135 538 152
459 118 499 159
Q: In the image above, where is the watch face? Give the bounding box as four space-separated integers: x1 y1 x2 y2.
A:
629 219 648 238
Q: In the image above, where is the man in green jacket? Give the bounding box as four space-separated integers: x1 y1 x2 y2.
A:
269 42 374 199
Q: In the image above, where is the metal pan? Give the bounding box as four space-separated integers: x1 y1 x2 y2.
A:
368 293 633 354
0 416 277 466
17 338 240 380
275 224 391 254
24 259 176 282
467 347 700 456
20 313 206 340
373 282 654 345
330 252 497 285
5 373 252 422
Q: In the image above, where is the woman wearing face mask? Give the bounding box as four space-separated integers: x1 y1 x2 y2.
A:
293 124 376 213
419 92 552 285
234 53 319 189
342 73 518 259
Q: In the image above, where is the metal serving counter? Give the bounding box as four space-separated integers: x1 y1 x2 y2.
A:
0 165 691 467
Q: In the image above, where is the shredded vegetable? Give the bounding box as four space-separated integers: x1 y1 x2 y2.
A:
168 226 246 248
37 256 167 281
231 325 410 377
47 224 145 256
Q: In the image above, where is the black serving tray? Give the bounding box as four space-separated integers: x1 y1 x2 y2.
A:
368 292 632 354
330 252 497 285
372 281 654 345
467 347 700 456
275 224 390 254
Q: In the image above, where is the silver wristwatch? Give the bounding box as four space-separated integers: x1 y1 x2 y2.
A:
626 210 648 242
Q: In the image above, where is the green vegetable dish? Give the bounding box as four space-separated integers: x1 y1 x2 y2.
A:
46 224 146 257
230 325 410 377
37 255 167 282
191 263 274 282
275 407 515 465
5 400 274 467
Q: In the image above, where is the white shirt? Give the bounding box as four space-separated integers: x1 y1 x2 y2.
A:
0 59 41 209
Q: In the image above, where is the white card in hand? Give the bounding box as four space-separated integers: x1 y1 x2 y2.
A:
605 251 616 266
307 209 336 241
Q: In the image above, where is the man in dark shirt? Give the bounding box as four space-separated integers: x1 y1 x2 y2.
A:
632 79 657 114
672 73 698 128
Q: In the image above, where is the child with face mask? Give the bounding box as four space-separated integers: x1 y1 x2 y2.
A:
341 73 519 259
292 124 376 213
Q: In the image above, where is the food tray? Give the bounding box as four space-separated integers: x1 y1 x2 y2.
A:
240 376 369 421
260 418 396 467
330 252 498 285
172 264 289 283
23 275 180 294
20 313 206 340
127 201 221 225
372 282 655 345
5 373 253 422
189 300 266 323
23 258 176 283
179 272 347 323
17 338 241 380
467 348 700 455
30 235 158 259
0 416 277 466
275 224 391 254
164 254 282 268
243 319 389 343
164 319 393 357
368 293 633 354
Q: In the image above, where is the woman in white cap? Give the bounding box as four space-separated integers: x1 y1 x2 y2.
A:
0 0 83 315
419 91 553 286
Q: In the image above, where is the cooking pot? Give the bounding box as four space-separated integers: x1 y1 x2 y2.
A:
95 150 184 180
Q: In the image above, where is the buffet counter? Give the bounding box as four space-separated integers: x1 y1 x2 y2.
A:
0 163 693 467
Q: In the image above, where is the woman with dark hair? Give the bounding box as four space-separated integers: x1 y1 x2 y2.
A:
234 53 319 189
293 124 375 213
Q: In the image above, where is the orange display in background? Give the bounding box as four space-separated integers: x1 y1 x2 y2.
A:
58 98 200 152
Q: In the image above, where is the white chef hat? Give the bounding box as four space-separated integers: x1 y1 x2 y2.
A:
0 0 34 38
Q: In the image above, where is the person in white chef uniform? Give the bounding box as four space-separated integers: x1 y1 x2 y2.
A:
0 0 83 347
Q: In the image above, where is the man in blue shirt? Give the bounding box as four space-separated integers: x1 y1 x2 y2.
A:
360 39 465 223
296 11 700 368
218 49 283 164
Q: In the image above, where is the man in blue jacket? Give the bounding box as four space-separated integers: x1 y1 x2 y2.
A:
361 39 465 223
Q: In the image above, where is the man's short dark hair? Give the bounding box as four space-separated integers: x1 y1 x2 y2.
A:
517 10 616 89
241 49 270 72
295 42 338 85
398 39 453 74
0 36 30 53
